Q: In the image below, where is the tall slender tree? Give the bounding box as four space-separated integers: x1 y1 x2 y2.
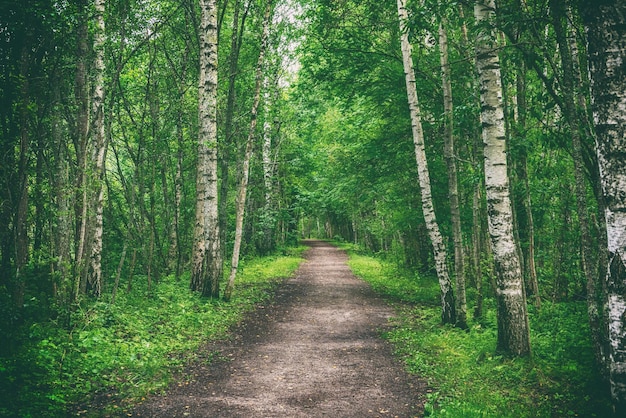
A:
224 0 273 301
73 0 107 298
87 0 107 297
397 0 456 325
74 0 90 299
474 0 530 356
581 0 626 411
191 0 222 298
513 61 540 308
219 0 248 268
550 0 598 335
439 16 467 329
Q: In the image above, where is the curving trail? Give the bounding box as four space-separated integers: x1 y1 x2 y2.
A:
132 240 425 417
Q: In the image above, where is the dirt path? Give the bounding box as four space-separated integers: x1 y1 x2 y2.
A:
132 240 425 417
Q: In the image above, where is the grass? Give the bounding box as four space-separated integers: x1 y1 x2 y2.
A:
0 246 306 417
344 247 612 417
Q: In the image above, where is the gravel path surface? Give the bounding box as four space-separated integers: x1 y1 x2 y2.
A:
132 240 425 417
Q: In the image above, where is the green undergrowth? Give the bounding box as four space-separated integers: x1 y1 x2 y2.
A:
0 246 306 417
345 249 612 417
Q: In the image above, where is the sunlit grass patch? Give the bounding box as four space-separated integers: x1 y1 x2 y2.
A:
346 253 440 304
343 248 612 418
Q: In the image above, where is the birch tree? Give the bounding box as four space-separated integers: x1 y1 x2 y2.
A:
474 0 530 356
74 0 107 298
397 0 456 324
191 0 222 298
550 0 606 372
87 0 107 297
439 16 467 329
219 0 248 267
582 0 626 411
224 0 273 301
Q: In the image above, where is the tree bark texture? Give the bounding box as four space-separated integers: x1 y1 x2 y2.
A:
397 0 456 325
260 76 277 254
191 0 222 298
582 0 626 411
224 0 273 302
439 18 467 329
87 0 107 297
474 0 531 356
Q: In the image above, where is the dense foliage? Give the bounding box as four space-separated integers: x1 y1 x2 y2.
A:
0 248 305 416
0 0 623 414
293 0 600 306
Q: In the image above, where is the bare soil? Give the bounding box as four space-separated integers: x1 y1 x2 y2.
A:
131 240 426 417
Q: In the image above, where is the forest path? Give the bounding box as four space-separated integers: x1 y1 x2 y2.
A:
131 240 425 417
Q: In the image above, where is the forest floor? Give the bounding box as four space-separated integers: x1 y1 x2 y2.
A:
130 240 426 417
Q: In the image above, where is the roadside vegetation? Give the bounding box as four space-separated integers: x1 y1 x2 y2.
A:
341 242 612 417
0 247 306 417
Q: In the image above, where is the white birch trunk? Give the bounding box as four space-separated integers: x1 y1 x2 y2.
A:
263 77 273 205
260 76 278 254
87 0 106 297
474 0 530 356
224 0 273 301
397 0 455 324
583 0 626 411
192 0 222 298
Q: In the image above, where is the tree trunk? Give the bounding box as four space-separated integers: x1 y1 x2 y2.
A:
570 5 610 373
167 37 190 281
191 0 222 298
87 0 107 297
172 114 184 280
52 69 72 302
439 18 467 329
260 76 277 254
219 0 249 266
474 0 531 356
551 0 604 369
74 0 89 300
514 63 540 308
224 0 273 302
458 2 491 320
397 0 456 325
263 79 273 207
581 0 626 411
73 0 107 298
472 185 484 319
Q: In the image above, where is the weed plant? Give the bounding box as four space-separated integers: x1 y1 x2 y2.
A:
0 247 306 417
345 249 612 417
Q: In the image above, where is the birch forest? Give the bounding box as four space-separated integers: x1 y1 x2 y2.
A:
1 0 625 416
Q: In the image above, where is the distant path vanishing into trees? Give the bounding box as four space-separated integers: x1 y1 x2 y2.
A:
132 240 425 417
